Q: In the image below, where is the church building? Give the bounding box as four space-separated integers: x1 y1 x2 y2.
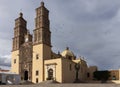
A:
11 1 96 83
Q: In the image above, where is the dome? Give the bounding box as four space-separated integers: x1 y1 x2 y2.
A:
61 47 75 59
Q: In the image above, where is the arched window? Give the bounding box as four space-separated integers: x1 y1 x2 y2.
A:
14 59 16 64
36 70 39 76
87 73 90 78
36 54 39 59
47 68 53 80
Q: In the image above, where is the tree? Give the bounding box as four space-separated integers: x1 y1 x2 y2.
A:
93 71 110 81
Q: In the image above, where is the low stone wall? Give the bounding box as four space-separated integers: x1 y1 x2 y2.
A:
86 80 120 84
107 80 120 84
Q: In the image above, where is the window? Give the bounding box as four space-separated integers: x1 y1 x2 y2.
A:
34 32 37 42
36 54 39 59
36 78 39 83
68 56 72 60
14 59 16 64
69 64 72 71
87 73 90 78
21 77 23 80
36 70 39 76
112 76 116 80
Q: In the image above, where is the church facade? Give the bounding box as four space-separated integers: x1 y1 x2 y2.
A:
11 1 96 83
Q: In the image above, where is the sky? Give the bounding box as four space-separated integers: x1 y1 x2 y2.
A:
1 0 120 70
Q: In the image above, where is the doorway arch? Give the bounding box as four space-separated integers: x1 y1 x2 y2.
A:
24 70 28 81
47 68 53 80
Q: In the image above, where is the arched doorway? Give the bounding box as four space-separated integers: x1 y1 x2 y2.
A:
47 68 53 80
24 70 28 81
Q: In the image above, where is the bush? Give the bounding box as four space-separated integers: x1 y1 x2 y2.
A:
93 71 110 81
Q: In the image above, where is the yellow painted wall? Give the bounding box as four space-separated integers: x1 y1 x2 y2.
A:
32 44 44 83
79 60 88 81
73 59 88 82
109 70 119 80
32 44 51 83
87 66 97 81
62 58 76 83
44 58 62 83
43 44 51 60
44 58 88 83
11 50 19 74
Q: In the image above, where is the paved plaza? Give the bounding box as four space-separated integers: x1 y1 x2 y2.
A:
0 83 120 87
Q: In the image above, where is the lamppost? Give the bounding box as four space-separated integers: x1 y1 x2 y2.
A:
74 63 80 83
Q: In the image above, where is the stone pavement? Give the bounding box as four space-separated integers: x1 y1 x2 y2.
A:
0 83 120 87
0 81 120 87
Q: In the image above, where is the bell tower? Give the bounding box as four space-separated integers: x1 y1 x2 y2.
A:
12 12 27 51
34 1 51 46
11 12 27 74
32 1 52 83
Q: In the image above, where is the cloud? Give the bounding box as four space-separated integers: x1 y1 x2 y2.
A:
49 0 120 70
0 55 11 66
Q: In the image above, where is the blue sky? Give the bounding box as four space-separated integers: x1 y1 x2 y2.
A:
1 0 120 70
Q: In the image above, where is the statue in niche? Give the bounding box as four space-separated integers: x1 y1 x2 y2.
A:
74 62 80 83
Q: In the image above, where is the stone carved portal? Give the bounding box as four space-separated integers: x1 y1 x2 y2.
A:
19 42 32 81
24 70 28 81
46 64 57 80
47 68 53 80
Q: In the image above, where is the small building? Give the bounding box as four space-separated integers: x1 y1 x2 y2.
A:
87 66 98 81
108 70 120 80
0 72 20 85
